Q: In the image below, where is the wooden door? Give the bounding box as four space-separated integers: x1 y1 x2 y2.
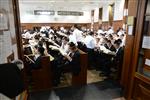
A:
127 0 150 99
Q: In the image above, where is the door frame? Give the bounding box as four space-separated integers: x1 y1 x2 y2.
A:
12 0 24 60
126 0 148 99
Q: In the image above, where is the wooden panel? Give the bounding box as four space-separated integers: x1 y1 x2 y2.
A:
21 23 91 30
102 21 110 31
102 20 123 32
31 56 52 92
120 35 134 96
93 22 100 31
112 20 123 32
132 73 150 100
72 50 87 86
139 84 150 100
128 0 139 17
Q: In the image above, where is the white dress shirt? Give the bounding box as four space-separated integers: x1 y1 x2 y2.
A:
69 34 77 45
97 29 104 35
73 29 83 42
117 30 125 36
107 29 114 35
84 35 96 49
60 43 69 53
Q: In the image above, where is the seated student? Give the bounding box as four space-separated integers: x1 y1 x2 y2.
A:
117 28 125 36
107 34 115 45
94 36 101 51
50 42 81 86
112 39 124 80
105 40 116 52
97 27 104 35
60 37 69 54
68 30 77 45
107 26 114 35
61 42 81 76
84 31 95 67
113 39 124 66
23 38 33 55
32 46 45 69
119 34 126 47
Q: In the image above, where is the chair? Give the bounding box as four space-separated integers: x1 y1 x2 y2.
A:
31 56 52 92
72 50 88 86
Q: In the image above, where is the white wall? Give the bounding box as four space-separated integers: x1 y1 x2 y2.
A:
114 0 125 21
102 5 109 21
102 0 125 22
0 0 18 64
94 8 99 22
19 0 125 23
20 10 92 23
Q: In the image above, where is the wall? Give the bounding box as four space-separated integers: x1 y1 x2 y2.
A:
20 0 125 31
94 8 99 23
0 0 18 64
114 0 125 21
102 5 109 22
20 9 92 23
101 0 125 32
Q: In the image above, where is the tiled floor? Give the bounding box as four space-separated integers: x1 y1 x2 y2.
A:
87 70 104 84
58 69 103 88
29 80 122 100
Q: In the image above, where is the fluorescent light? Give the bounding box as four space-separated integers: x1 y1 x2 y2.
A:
34 10 55 15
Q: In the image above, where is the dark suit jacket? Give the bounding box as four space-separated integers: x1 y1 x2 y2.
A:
114 47 124 66
109 45 116 52
105 44 116 52
33 55 43 69
0 63 24 98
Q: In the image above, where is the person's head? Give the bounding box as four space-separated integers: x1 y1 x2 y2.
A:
74 24 78 29
103 38 108 44
34 35 40 42
68 42 77 52
113 39 121 49
24 39 29 44
119 34 125 39
37 46 45 56
56 36 61 42
38 41 44 47
106 40 112 47
99 26 102 30
62 37 69 45
108 34 113 40
89 31 94 36
96 37 100 43
12 60 24 70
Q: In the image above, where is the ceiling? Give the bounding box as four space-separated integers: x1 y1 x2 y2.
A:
19 0 115 11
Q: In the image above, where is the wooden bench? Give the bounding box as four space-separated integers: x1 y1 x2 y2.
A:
72 49 88 86
31 56 52 92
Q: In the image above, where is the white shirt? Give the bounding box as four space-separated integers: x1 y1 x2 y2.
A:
84 35 95 49
117 30 124 36
97 29 104 35
69 34 77 45
60 43 69 53
107 29 114 35
73 29 83 42
24 32 31 39
120 35 126 47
